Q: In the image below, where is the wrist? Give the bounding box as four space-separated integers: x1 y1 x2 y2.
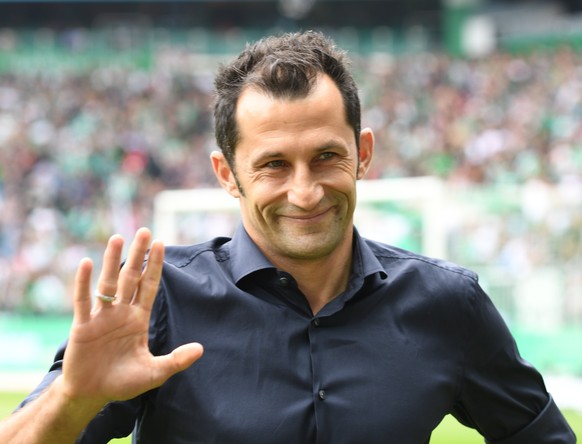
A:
0 375 109 444
49 375 108 426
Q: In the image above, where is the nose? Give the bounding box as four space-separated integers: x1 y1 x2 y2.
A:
287 165 324 210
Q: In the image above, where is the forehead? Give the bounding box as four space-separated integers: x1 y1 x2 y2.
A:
235 74 350 141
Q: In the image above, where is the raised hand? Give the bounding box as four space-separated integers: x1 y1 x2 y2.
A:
61 227 204 407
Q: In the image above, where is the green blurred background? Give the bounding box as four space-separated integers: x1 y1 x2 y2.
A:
0 0 581 440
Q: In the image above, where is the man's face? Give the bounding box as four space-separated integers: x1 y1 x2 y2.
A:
212 74 373 266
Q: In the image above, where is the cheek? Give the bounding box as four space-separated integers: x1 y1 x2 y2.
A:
249 174 289 198
245 183 283 216
326 174 358 197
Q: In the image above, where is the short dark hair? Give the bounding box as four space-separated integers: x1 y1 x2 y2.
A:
213 30 362 170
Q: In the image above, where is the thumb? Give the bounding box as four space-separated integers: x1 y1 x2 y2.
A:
151 343 204 387
172 342 204 370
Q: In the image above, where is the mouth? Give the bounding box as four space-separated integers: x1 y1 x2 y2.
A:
281 207 333 223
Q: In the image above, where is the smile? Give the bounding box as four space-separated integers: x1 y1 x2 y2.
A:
282 207 333 222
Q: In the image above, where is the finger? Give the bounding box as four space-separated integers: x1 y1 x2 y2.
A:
73 258 94 324
132 239 164 308
117 228 152 304
96 234 125 303
149 343 204 389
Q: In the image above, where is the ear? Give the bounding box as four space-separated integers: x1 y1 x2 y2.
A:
210 151 241 198
357 128 374 180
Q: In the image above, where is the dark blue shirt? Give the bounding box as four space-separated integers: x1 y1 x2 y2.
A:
23 225 576 443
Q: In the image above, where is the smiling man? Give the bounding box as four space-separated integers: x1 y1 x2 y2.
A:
0 31 576 444
212 73 373 314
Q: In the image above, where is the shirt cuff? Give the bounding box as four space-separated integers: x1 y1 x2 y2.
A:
488 394 576 444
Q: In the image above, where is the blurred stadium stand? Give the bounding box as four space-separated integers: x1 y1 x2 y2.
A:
0 1 441 28
0 0 581 390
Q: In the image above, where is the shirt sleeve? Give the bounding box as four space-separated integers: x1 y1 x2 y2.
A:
452 280 576 443
488 395 576 444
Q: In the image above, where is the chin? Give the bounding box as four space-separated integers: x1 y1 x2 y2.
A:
280 239 341 261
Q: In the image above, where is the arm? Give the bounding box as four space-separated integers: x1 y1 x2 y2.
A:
0 375 108 444
453 281 575 443
0 228 204 444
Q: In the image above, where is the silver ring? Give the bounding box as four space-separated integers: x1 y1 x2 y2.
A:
95 291 117 303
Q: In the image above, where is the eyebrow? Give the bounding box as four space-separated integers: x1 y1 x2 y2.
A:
257 139 349 159
315 139 349 152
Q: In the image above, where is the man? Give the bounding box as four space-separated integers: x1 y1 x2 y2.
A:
0 31 576 443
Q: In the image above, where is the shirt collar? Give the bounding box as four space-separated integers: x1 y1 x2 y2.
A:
229 224 277 285
351 228 388 282
228 224 387 286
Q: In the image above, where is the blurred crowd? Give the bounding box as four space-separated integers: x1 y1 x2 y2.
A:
1 35 581 321
362 46 582 183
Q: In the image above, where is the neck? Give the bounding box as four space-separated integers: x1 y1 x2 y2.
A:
269 237 354 315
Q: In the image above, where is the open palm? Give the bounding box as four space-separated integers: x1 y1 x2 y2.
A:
60 228 204 407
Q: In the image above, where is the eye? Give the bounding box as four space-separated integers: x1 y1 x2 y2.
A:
265 159 286 168
318 152 337 160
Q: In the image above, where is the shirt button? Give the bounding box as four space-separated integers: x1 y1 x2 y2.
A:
318 389 327 400
279 276 290 287
313 318 321 327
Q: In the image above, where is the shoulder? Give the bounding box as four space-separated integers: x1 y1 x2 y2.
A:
361 239 493 340
363 238 479 287
161 237 232 269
